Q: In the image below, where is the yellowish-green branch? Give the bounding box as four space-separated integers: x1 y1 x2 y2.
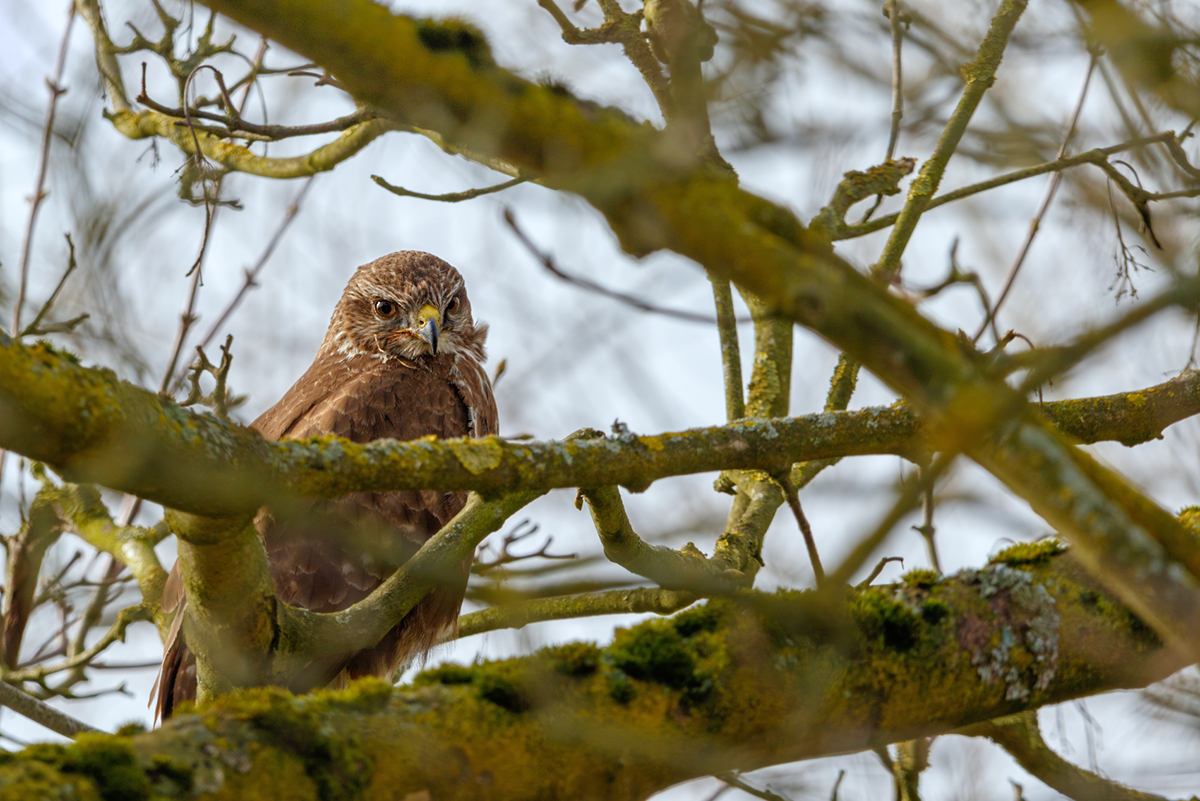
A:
457 587 696 637
108 110 396 179
4 333 1200 517
58 0 1200 663
276 490 543 676
43 482 171 638
580 485 746 594
1 551 1189 799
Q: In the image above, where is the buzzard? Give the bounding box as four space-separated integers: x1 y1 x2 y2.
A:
154 251 498 719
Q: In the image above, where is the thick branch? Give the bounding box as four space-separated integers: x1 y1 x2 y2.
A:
4 332 1200 515
0 552 1187 800
54 0 1200 659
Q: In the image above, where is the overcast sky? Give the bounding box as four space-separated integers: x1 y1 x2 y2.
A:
1 0 1198 798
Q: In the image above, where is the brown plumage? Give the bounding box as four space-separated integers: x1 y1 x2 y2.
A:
154 251 497 720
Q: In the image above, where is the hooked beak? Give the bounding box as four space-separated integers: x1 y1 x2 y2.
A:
417 304 441 355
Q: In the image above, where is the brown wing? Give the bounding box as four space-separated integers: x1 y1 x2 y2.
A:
260 355 472 616
156 351 496 716
452 354 499 439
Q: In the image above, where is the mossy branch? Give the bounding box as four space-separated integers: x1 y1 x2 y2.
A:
61 0 1200 662
107 110 396 179
457 587 696 637
39 482 171 638
0 552 1189 800
3 332 1200 517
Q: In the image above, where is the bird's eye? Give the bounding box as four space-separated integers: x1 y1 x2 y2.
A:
446 295 462 318
374 300 396 317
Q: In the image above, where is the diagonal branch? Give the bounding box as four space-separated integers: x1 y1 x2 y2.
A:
962 711 1170 801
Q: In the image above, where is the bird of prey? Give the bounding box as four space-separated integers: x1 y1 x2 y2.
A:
154 251 497 720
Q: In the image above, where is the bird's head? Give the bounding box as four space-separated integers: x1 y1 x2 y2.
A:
324 251 488 363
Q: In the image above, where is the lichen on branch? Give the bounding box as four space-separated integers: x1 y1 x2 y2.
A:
0 550 1184 800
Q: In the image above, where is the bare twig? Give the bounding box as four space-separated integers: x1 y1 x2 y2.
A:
827 451 956 588
505 208 748 325
855 556 904 589
472 519 576 575
19 234 89 338
859 0 909 223
780 476 824 588
190 175 315 362
974 54 1097 343
709 276 745 421
12 1 75 337
372 174 526 202
834 133 1182 241
180 335 241 418
717 772 794 801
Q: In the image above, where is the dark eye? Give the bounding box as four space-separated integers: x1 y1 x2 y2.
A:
374 299 396 317
446 295 462 318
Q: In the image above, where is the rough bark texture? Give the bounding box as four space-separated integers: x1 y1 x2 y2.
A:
3 333 1197 517
0 549 1183 801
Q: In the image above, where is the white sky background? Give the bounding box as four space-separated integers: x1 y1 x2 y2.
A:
1 0 1199 798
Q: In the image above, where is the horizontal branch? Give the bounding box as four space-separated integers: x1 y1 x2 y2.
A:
4 332 1198 519
456 587 696 638
2 551 1188 799
831 133 1180 240
108 109 395 178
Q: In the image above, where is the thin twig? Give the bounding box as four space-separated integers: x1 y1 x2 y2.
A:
505 208 747 325
834 133 1180 241
874 0 1028 280
827 452 956 587
781 476 824 588
717 772 794 801
856 556 904 589
12 2 75 337
19 234 88 338
974 54 1097 343
913 473 941 574
884 2 905 161
859 0 908 223
186 175 316 377
372 174 526 202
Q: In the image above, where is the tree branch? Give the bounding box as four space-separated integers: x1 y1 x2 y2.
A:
579 484 745 594
0 680 99 739
963 711 1171 801
457 587 696 637
4 331 1200 516
0 552 1189 798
